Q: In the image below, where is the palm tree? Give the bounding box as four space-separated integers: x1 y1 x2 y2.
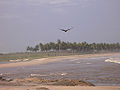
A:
27 46 30 52
57 39 61 52
27 40 120 53
39 43 44 51
33 45 39 52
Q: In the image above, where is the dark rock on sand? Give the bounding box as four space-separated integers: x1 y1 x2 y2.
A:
11 77 94 86
36 87 50 90
0 76 6 81
50 79 95 86
0 76 13 82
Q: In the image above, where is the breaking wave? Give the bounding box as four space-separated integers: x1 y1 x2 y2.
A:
105 58 120 64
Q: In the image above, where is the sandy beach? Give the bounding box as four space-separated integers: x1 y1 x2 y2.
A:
0 52 119 68
0 86 120 90
0 53 120 90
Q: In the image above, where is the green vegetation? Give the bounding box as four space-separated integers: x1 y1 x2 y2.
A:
0 52 73 62
27 39 120 53
0 40 120 62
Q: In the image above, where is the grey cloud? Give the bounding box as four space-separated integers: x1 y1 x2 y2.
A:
49 0 70 5
0 0 18 5
0 15 20 19
26 0 96 7
0 0 96 6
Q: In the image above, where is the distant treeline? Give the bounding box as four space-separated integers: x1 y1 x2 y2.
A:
26 40 120 53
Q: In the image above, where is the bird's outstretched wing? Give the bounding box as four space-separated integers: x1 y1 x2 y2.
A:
68 27 73 30
60 29 66 31
60 29 64 30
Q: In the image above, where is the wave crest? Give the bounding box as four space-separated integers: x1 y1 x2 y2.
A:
105 58 120 64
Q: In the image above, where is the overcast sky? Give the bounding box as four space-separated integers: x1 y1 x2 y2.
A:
0 0 120 53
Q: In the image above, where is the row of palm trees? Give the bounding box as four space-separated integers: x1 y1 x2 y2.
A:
27 40 120 53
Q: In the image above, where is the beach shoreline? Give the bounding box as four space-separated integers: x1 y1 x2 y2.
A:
0 52 120 68
0 52 120 90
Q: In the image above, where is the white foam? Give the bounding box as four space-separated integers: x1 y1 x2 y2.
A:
30 74 47 77
9 59 22 62
49 72 68 76
105 58 120 64
86 63 92 65
0 73 3 76
76 62 81 64
70 59 80 61
23 59 29 61
61 73 67 76
9 59 29 62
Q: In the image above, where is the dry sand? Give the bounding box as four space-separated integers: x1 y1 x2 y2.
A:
0 86 120 90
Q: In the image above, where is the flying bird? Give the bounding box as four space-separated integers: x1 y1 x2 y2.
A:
60 27 73 32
